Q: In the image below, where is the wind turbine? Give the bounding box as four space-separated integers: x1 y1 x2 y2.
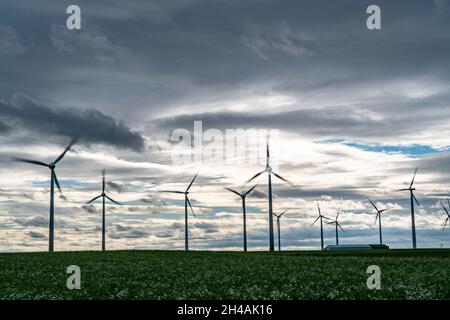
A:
398 168 420 249
247 139 293 252
13 140 75 252
225 185 257 252
311 202 330 250
367 198 389 245
160 173 198 252
86 169 121 251
328 209 344 245
440 200 450 230
273 210 288 252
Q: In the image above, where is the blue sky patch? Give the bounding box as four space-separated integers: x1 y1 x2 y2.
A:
319 139 449 156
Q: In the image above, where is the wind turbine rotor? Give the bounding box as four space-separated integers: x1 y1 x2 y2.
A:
13 158 49 167
53 172 63 194
186 172 199 193
54 139 76 165
86 195 102 204
409 167 418 189
105 195 120 205
311 216 320 227
272 171 294 186
186 196 195 217
244 185 257 197
102 169 106 193
159 190 186 194
225 187 242 197
247 170 265 183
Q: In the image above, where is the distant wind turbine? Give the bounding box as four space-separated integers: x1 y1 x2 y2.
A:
440 200 450 230
247 138 293 252
328 209 344 245
398 168 420 249
160 173 198 252
311 202 330 250
273 210 288 252
13 140 75 252
225 185 257 252
367 198 389 245
86 169 121 251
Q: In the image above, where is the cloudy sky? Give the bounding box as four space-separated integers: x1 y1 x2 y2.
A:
0 0 449 252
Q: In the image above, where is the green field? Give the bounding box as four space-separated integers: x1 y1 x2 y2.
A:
0 249 449 300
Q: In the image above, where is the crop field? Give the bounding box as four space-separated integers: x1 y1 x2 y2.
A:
0 249 449 300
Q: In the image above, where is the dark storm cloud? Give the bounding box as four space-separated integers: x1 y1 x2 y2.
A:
0 121 11 134
1 0 449 122
0 94 145 151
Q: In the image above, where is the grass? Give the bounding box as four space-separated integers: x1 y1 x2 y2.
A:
0 249 449 300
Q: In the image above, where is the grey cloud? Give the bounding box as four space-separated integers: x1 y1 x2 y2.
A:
0 121 11 134
140 194 167 206
240 21 314 61
26 231 46 239
82 204 99 214
110 224 149 239
114 224 133 232
50 25 131 62
0 24 26 55
13 216 47 227
0 93 145 151
106 181 127 193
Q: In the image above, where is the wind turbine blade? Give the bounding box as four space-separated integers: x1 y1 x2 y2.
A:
409 167 418 188
247 171 265 183
186 197 196 217
367 198 379 212
186 172 199 192
244 185 257 197
397 188 410 191
443 217 449 230
159 190 185 194
266 137 270 166
102 169 106 193
442 216 450 230
272 171 294 186
225 187 242 197
54 139 76 164
337 223 345 232
322 216 331 221
279 209 288 217
373 214 379 230
441 201 449 216
105 195 121 205
13 157 48 167
317 202 321 216
311 216 320 226
413 193 420 206
379 208 389 213
86 195 102 204
327 221 335 225
53 172 62 193
336 209 340 221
